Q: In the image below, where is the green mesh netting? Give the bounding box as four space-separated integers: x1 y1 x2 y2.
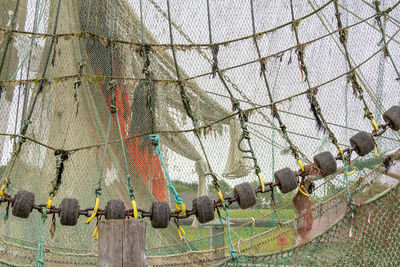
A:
0 0 400 266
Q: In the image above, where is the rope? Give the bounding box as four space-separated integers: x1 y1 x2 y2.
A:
221 206 238 260
374 0 400 81
333 1 377 127
0 0 21 77
9 0 46 81
149 134 184 208
115 107 137 215
85 112 112 224
207 0 266 192
289 0 343 156
0 0 63 194
35 208 47 267
165 0 223 199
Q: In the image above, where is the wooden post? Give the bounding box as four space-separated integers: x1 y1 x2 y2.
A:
99 219 146 267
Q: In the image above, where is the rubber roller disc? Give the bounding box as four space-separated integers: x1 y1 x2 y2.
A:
150 202 170 228
383 105 400 131
314 151 337 177
192 196 214 224
105 200 126 220
350 131 375 156
12 190 35 219
59 198 80 226
234 182 257 209
274 168 297 194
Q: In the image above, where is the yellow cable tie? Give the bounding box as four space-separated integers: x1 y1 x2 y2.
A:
338 147 344 156
92 226 99 239
0 184 5 197
85 198 99 224
177 226 186 239
131 200 138 219
257 172 265 193
298 185 310 197
175 202 186 216
250 217 255 228
370 119 379 132
46 197 53 209
297 160 305 172
345 167 357 176
217 190 225 203
374 145 380 158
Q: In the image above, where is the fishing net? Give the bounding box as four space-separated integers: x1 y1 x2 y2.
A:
0 0 399 266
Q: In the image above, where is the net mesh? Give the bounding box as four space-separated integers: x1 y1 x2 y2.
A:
0 0 399 266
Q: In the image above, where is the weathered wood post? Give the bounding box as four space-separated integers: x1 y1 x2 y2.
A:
98 219 146 267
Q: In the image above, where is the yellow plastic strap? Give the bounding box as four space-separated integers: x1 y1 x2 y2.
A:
345 167 357 176
177 226 186 239
175 202 186 216
338 147 344 156
298 185 310 197
257 172 265 193
217 190 225 203
85 198 99 224
297 160 305 172
92 226 99 239
46 197 53 209
0 184 5 197
374 146 380 158
131 200 138 219
370 119 379 132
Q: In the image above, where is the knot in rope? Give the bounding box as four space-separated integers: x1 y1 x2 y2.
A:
211 43 219 78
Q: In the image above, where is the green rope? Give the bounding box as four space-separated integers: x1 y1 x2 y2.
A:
221 205 238 260
9 0 46 81
0 0 21 77
35 208 47 267
94 112 112 197
115 108 135 201
0 0 62 192
149 134 183 204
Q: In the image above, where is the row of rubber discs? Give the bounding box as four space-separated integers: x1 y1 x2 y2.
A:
10 106 400 228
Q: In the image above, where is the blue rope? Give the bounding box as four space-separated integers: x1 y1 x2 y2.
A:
149 134 183 204
222 206 238 260
36 208 47 267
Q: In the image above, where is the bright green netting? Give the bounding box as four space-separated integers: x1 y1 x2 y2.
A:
0 0 399 266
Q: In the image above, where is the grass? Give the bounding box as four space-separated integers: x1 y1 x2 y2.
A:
228 208 295 220
179 208 296 253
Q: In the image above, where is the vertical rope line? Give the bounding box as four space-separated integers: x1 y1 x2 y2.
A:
115 110 135 200
250 0 303 161
147 0 311 163
166 0 217 183
139 0 145 44
333 0 375 122
21 0 44 126
289 0 343 155
374 0 400 81
0 0 63 190
95 112 112 196
0 0 21 77
206 0 264 191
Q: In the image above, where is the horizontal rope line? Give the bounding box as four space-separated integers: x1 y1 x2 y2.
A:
0 0 333 49
0 8 394 87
